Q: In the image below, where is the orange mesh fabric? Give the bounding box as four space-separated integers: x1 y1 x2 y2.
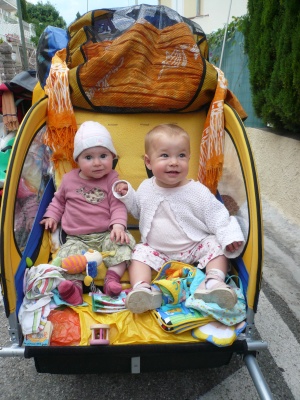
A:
44 48 78 169
43 6 246 174
68 19 217 113
198 67 227 194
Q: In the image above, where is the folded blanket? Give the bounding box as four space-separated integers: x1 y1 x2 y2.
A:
18 264 65 334
24 264 65 300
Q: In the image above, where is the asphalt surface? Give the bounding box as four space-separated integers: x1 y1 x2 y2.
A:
0 199 299 400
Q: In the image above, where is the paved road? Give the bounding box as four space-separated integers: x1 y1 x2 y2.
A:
1 201 299 400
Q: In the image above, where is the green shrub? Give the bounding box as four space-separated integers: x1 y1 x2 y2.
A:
209 1 300 133
245 0 300 133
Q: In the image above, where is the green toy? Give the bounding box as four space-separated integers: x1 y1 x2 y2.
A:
0 134 16 188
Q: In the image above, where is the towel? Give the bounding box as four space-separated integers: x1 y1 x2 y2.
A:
18 296 51 335
18 264 65 334
24 264 65 300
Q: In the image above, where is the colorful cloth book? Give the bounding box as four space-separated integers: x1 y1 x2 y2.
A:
92 292 127 313
151 302 214 333
23 321 53 346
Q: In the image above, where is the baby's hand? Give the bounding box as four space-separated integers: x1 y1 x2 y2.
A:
115 182 128 196
226 241 243 253
110 223 130 244
40 217 58 233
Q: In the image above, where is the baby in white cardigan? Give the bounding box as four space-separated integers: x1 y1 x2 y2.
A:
113 123 245 313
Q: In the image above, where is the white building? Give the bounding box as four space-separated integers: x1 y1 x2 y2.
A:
0 0 36 71
160 0 248 34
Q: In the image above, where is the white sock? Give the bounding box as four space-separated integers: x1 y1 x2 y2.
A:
205 269 225 289
133 281 151 290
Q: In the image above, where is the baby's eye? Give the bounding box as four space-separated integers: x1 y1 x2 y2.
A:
85 155 92 160
179 153 186 158
100 154 108 159
160 153 168 158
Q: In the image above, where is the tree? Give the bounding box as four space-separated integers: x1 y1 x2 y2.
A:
19 0 29 22
15 0 29 22
244 0 300 132
26 1 67 46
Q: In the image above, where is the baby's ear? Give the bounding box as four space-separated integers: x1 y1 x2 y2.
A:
144 154 153 178
144 154 152 169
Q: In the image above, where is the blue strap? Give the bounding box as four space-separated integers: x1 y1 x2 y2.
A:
15 177 55 315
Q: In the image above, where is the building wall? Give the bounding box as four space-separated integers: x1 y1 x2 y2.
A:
0 6 36 72
183 1 198 18
160 0 173 10
160 0 197 19
197 0 247 33
0 20 35 43
160 0 248 34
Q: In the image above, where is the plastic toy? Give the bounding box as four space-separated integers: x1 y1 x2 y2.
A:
89 324 110 345
0 133 16 188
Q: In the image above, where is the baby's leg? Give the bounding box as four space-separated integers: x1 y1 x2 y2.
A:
104 262 127 297
205 255 228 285
128 260 152 288
125 260 162 313
190 236 237 309
57 235 89 258
194 255 237 309
102 231 136 297
125 242 168 314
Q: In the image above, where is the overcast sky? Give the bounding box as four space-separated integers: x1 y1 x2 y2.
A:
28 0 159 26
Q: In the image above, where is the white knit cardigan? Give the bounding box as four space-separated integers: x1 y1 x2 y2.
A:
113 177 245 258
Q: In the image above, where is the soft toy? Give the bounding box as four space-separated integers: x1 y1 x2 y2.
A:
61 249 102 274
61 254 90 274
59 249 115 287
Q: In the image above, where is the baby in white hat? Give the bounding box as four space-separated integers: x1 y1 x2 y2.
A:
41 121 135 303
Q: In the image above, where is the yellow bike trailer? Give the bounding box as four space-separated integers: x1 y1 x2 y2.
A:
0 5 271 400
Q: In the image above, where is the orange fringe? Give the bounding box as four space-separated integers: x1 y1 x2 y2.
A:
198 67 227 195
2 91 19 132
44 48 78 169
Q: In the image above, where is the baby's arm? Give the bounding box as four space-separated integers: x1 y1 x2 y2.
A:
112 180 141 220
114 181 128 196
226 241 243 253
39 180 66 233
40 217 58 233
110 223 130 244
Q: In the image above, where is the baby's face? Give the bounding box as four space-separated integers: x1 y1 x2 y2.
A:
144 133 190 188
77 146 114 180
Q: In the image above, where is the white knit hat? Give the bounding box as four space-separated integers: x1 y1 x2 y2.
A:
73 121 117 161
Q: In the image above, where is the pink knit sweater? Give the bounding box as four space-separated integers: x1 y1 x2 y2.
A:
44 169 127 235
